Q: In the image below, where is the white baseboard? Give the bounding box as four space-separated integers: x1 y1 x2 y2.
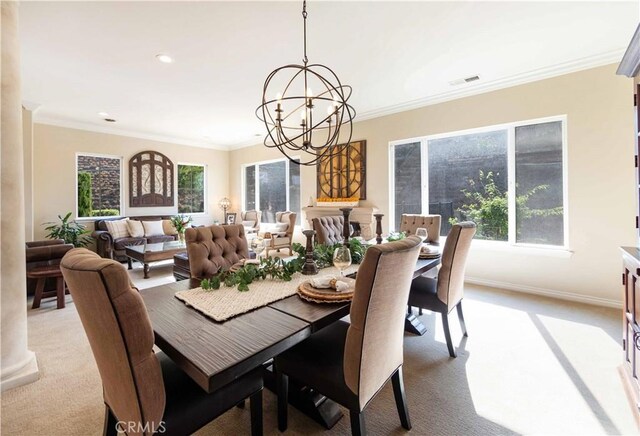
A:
465 277 622 309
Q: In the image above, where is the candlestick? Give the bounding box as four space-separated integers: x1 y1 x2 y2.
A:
339 208 352 246
302 230 318 275
374 213 384 244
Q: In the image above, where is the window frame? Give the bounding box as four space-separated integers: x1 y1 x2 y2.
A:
241 156 301 222
389 115 569 250
75 152 124 220
176 162 207 216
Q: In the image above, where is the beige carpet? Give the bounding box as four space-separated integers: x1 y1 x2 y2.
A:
1 260 637 435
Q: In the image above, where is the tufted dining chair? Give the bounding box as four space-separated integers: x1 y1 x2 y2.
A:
185 224 250 279
275 236 422 436
312 216 345 245
60 248 263 436
408 222 476 357
399 214 442 244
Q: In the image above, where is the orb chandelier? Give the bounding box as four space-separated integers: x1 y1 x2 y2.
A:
256 0 356 166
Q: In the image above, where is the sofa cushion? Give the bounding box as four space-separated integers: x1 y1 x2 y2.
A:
105 219 130 239
147 235 176 244
142 221 164 237
162 220 178 236
127 220 145 238
114 237 146 251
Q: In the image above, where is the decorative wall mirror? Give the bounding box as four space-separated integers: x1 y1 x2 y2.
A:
129 151 174 207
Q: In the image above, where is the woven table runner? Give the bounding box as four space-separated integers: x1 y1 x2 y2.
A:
175 265 358 322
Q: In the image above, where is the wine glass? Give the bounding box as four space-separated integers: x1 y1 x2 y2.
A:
333 245 352 277
415 227 428 242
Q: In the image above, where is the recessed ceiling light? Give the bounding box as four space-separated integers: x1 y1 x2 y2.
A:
98 111 109 117
104 118 116 123
254 133 262 137
156 54 173 64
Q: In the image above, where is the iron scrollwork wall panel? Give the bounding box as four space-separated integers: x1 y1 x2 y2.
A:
316 140 366 199
129 151 174 207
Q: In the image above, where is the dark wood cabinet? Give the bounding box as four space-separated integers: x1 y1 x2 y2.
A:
622 248 640 413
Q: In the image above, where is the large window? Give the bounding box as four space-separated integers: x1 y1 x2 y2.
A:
243 158 301 224
390 117 566 247
76 153 122 218
177 164 205 214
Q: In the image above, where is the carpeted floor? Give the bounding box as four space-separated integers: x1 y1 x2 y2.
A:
1 260 637 435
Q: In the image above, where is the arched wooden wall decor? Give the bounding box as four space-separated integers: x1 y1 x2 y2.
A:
129 151 174 207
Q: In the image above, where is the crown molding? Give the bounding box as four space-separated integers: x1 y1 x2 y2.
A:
354 48 626 123
617 24 640 77
34 116 229 151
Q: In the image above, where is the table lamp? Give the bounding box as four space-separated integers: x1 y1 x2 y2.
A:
219 197 231 224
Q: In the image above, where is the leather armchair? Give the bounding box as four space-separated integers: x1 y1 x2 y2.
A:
25 239 73 295
400 214 442 244
265 211 296 257
241 210 262 234
185 224 250 279
312 216 344 245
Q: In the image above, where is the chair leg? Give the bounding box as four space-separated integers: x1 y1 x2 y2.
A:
456 301 468 337
32 278 45 309
349 410 366 436
419 308 423 316
250 389 263 436
391 367 412 430
276 367 289 432
441 312 456 358
103 405 118 436
56 276 65 309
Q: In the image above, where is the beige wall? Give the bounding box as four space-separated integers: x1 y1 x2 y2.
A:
32 124 229 239
229 64 636 305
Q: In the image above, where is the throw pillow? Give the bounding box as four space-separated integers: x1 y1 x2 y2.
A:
126 220 144 238
105 218 130 239
242 220 255 227
273 223 289 233
162 219 178 236
142 220 164 237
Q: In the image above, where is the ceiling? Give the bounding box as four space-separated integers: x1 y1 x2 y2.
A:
20 1 638 150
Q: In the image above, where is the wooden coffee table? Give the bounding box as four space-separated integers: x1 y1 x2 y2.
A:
125 241 187 279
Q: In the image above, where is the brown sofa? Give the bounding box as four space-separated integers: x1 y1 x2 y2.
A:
92 216 177 261
185 224 250 279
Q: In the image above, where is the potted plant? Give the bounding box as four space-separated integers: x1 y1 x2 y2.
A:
43 212 91 247
171 214 193 242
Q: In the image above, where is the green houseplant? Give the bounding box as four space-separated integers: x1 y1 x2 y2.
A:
43 212 91 247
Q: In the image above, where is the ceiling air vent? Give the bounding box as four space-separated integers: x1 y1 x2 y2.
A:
449 75 480 86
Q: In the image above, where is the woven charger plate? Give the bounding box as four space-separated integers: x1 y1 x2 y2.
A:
297 278 355 303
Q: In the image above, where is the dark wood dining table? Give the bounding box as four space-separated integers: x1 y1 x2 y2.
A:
140 256 440 428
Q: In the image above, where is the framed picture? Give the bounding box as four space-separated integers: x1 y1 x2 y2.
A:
226 213 237 225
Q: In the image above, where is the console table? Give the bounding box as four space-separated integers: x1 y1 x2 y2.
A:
302 206 379 240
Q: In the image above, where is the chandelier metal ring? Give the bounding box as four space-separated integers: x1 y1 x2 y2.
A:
256 1 355 166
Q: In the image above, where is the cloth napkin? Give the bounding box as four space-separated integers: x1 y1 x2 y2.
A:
310 277 351 293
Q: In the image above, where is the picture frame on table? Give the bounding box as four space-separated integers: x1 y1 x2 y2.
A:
226 212 237 225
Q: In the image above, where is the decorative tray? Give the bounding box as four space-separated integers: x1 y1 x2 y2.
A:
297 279 354 303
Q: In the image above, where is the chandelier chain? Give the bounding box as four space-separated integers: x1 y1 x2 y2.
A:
302 0 308 64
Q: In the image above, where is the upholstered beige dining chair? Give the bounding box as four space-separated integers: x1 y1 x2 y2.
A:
241 210 262 234
312 216 344 245
275 236 422 436
408 222 476 358
60 248 263 436
400 214 442 244
185 224 250 279
265 211 296 257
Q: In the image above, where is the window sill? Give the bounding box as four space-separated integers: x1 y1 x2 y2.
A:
450 238 573 258
76 216 125 222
